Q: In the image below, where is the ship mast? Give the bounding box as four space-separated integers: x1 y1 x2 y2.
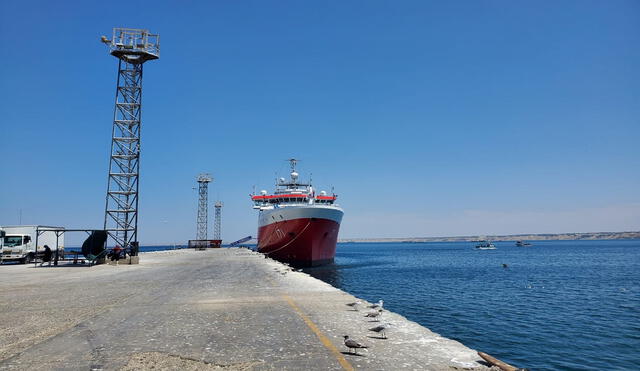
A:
287 158 299 185
288 158 298 174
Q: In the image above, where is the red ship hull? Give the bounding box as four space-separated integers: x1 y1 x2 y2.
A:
258 217 341 267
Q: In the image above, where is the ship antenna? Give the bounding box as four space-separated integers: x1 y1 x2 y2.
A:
287 158 298 173
287 158 300 185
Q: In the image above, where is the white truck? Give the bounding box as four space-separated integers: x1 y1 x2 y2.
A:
0 225 65 264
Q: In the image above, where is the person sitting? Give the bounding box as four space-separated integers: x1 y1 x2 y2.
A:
40 245 53 267
110 245 123 261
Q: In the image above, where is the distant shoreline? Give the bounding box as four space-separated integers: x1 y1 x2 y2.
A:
138 231 639 246
338 231 640 243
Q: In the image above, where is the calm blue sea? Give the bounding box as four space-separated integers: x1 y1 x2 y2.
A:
304 240 640 371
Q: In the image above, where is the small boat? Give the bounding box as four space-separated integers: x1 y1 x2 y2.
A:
475 240 496 250
515 240 532 247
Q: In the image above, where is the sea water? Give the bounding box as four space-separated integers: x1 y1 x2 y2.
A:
304 240 640 371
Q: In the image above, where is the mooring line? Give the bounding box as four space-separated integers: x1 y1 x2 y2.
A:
282 295 354 371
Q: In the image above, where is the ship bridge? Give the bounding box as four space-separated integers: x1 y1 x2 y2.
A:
251 159 337 207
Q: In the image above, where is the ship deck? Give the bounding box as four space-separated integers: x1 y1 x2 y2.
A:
0 249 493 370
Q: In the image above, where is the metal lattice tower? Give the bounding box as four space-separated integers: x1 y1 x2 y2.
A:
213 201 223 241
196 174 213 240
102 28 160 248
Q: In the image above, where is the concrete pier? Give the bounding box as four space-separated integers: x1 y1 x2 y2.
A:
0 249 492 370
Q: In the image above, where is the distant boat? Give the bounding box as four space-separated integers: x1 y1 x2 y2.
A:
515 240 532 247
475 240 496 250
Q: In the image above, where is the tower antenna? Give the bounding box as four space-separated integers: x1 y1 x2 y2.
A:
102 28 160 249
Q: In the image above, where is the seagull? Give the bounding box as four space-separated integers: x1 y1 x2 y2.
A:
346 300 362 311
368 300 384 309
343 335 368 354
364 309 383 321
369 322 392 339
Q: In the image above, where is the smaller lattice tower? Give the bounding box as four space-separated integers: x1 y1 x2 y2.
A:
213 201 223 241
196 174 212 240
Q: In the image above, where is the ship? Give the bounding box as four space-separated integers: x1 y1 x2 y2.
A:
515 240 532 247
475 240 496 250
251 159 343 267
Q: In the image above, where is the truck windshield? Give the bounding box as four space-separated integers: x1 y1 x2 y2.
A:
3 236 23 247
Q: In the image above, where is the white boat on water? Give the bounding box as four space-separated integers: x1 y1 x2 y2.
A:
475 240 496 250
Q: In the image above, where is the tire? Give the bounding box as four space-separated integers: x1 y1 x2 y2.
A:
23 253 33 264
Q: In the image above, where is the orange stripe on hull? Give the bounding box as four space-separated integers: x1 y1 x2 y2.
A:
258 217 341 267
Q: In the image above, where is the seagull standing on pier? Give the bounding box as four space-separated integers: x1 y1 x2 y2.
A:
368 300 384 309
343 335 368 354
365 309 383 321
369 322 392 339
346 300 362 311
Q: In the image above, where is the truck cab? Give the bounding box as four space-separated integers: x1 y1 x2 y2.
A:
1 234 34 263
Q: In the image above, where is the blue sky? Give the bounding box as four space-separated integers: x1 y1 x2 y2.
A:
1 1 638 244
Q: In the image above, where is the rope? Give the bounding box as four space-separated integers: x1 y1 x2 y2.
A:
263 219 313 256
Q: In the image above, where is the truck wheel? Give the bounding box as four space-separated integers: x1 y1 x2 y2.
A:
23 254 33 264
